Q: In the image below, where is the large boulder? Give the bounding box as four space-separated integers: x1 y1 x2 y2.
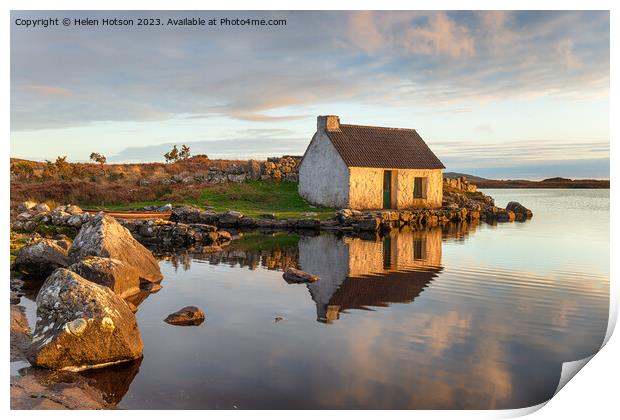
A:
14 239 69 277
69 257 141 299
27 269 143 371
69 214 162 283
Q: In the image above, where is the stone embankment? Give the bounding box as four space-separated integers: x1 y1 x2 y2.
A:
149 155 301 185
168 191 532 234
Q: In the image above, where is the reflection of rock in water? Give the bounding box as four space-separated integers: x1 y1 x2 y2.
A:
194 248 299 272
79 358 142 405
300 228 444 323
442 220 478 242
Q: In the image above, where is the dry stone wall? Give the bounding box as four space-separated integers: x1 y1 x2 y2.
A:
158 156 302 185
444 176 477 192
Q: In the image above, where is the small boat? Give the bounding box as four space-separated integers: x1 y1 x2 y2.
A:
82 209 171 220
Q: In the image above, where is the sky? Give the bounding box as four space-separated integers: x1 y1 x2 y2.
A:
10 10 609 179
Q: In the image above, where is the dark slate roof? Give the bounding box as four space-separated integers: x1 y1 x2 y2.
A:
328 268 441 311
326 124 445 169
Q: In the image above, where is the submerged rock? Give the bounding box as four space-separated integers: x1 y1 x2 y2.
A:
69 214 162 283
10 370 111 409
69 256 141 299
283 268 320 284
164 306 205 326
27 269 143 371
14 239 70 277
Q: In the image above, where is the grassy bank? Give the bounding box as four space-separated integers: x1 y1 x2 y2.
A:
101 181 336 220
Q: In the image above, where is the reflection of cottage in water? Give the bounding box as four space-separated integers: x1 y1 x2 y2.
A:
299 228 443 323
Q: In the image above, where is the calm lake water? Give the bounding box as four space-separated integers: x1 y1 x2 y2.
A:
16 189 610 409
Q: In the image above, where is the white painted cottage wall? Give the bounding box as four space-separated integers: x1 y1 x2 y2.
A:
298 131 350 208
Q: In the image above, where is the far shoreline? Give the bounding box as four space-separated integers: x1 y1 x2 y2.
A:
475 180 609 189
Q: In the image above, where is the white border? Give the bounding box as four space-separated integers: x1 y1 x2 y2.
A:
2 1 616 419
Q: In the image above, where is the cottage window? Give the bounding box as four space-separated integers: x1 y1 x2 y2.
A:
414 177 426 198
383 237 392 269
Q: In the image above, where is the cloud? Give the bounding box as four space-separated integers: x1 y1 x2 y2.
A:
108 136 308 162
10 11 609 132
23 84 73 96
348 11 385 54
556 39 582 69
402 12 475 57
474 124 493 134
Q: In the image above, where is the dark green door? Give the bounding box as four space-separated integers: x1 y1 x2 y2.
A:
383 171 392 209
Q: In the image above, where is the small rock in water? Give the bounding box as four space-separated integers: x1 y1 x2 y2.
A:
164 306 205 326
506 201 533 219
283 268 320 284
274 316 285 323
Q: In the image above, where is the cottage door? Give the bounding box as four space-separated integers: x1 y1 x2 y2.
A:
383 171 392 209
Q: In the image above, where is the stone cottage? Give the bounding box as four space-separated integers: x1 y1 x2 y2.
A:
298 115 445 210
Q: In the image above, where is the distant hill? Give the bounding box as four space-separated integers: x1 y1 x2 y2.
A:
444 171 608 189
541 177 572 182
443 172 490 183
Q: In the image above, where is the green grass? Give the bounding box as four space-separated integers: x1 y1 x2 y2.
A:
230 232 301 252
106 181 337 220
33 224 78 238
10 235 27 263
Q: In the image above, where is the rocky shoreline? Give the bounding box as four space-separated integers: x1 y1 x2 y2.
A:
167 189 531 234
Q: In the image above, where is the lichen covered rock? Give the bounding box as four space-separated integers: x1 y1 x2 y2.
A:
27 269 143 371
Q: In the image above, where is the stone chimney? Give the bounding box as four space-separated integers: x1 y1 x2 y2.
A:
317 115 340 132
